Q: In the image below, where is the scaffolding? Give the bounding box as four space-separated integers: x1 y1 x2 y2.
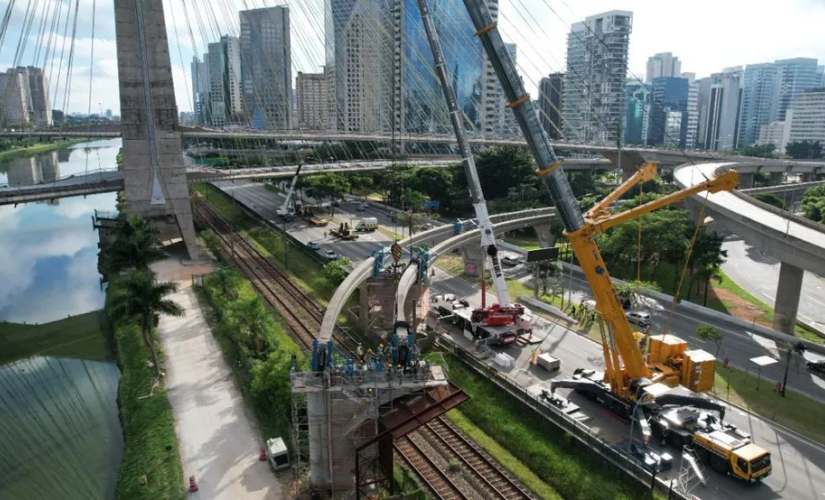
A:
677 445 707 498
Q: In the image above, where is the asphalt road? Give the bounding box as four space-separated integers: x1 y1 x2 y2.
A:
212 181 825 499
722 237 825 334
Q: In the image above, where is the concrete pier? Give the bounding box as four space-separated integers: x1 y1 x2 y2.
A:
773 261 804 334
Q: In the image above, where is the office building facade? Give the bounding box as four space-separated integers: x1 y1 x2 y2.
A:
297 71 331 130
624 81 650 145
771 58 820 123
697 67 743 151
757 120 786 151
737 63 776 147
646 52 681 83
784 88 825 146
206 36 243 127
191 56 209 124
539 73 564 140
648 76 689 147
240 6 292 130
563 10 633 144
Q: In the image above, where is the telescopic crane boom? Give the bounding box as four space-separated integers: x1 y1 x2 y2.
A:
417 0 526 328
277 163 304 218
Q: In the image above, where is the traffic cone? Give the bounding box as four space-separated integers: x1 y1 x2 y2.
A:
259 445 267 461
188 476 198 493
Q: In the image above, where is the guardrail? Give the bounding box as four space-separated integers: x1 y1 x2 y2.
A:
439 336 688 500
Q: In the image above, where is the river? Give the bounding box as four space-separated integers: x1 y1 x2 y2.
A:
0 139 124 500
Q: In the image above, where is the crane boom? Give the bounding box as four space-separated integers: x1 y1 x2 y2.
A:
277 163 303 217
417 0 511 308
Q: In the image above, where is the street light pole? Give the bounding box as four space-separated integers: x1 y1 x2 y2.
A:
283 219 289 271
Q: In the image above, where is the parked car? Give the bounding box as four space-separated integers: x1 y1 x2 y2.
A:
323 249 339 260
501 255 522 267
807 360 825 375
307 241 321 251
625 311 652 327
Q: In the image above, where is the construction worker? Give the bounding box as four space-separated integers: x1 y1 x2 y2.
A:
356 343 364 363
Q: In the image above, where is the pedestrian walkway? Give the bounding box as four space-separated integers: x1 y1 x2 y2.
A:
155 256 283 499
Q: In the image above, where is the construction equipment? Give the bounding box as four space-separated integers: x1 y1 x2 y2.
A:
417 0 531 345
330 222 358 241
275 163 303 221
460 0 770 478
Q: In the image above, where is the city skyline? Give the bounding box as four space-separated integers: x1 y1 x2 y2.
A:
1 0 822 116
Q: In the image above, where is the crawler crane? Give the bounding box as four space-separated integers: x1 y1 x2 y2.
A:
460 0 771 482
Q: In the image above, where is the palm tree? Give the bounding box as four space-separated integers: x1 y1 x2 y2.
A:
209 266 241 300
109 270 184 379
103 214 166 274
230 296 274 357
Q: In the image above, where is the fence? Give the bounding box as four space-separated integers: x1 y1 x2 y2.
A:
438 336 689 500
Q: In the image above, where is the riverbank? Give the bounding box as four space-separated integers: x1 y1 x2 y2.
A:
106 277 185 500
0 311 111 365
0 139 87 162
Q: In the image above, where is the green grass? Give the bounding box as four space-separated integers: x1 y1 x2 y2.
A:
0 311 111 365
713 362 825 445
446 411 562 500
377 226 403 241
107 279 184 500
0 139 86 162
504 236 542 251
438 352 655 500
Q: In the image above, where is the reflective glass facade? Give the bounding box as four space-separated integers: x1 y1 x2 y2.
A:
402 0 483 134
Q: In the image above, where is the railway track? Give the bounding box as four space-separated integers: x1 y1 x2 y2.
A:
194 194 532 500
192 195 360 353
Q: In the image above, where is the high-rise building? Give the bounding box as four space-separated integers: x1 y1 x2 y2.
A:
648 76 689 147
563 10 633 144
539 73 564 140
398 0 484 136
499 43 520 137
737 63 776 147
757 121 786 151
327 0 395 134
646 52 681 83
206 36 243 127
624 80 650 145
479 0 503 137
191 55 209 124
771 58 820 123
15 67 51 126
783 88 825 147
240 6 292 130
697 67 743 151
0 71 30 125
105 109 113 119
297 71 331 130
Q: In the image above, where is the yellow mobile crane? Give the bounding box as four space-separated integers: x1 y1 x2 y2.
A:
460 0 771 482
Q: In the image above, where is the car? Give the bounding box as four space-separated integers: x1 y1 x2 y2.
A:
807 360 825 375
307 241 320 251
323 249 339 260
625 311 652 327
501 255 522 267
356 203 368 212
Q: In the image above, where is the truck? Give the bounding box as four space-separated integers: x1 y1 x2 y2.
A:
275 164 303 221
355 217 378 232
459 0 771 481
650 406 772 482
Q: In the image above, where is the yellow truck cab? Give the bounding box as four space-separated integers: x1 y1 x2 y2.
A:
693 429 772 482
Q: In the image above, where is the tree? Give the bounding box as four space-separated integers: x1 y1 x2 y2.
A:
737 143 776 158
103 214 166 274
230 296 275 357
348 174 374 197
308 173 350 214
785 140 822 160
410 167 454 204
400 189 428 212
696 323 723 356
473 146 535 200
109 270 184 379
323 257 352 285
801 184 825 223
753 193 786 210
208 266 242 300
689 229 727 304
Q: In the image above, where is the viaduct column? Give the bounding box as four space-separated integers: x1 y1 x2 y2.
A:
114 0 199 259
773 261 804 334
737 172 755 189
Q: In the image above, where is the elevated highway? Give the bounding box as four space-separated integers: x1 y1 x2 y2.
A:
675 162 825 333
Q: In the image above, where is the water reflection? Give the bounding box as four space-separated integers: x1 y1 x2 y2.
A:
0 139 120 188
0 139 120 324
5 151 61 186
0 356 123 500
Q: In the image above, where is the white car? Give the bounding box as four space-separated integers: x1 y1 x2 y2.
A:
323 249 339 260
307 241 320 251
501 255 522 266
625 311 652 327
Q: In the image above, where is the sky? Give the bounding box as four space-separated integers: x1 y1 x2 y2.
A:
1 0 824 115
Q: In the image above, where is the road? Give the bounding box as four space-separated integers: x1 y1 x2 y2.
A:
212 181 825 499
153 255 283 499
722 237 825 334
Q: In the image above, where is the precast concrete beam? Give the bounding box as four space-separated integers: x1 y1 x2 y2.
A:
773 261 804 334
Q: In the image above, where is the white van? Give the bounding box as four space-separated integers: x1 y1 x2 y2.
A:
355 217 378 232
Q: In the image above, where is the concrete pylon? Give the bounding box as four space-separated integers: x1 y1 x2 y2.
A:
737 172 755 189
114 0 199 259
773 261 804 334
769 172 784 186
460 246 485 278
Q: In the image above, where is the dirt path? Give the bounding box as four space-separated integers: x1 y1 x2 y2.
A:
154 256 283 499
